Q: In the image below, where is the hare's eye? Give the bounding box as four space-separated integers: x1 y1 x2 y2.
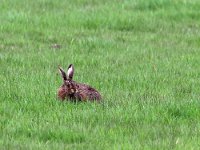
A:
65 81 69 84
65 81 71 87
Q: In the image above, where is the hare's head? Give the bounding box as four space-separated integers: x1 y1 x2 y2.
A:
58 64 76 99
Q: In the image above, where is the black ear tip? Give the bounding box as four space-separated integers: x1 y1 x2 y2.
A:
68 64 73 68
58 66 62 70
58 66 65 73
58 66 67 80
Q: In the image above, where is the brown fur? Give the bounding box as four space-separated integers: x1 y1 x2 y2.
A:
57 65 101 101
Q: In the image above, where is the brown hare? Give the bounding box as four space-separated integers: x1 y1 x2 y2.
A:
57 64 101 101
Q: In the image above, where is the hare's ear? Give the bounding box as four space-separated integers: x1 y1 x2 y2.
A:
67 64 74 80
59 66 67 81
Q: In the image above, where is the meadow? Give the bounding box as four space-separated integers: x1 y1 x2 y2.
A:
1 0 200 149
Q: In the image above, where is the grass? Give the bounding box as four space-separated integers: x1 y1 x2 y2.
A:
1 0 200 149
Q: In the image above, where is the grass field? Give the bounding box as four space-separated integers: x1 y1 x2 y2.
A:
1 0 200 149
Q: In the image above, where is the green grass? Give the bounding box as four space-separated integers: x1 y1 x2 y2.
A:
1 0 200 149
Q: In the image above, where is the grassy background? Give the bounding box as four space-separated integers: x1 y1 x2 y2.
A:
1 0 200 149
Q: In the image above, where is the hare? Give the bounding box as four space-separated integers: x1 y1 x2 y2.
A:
57 64 101 101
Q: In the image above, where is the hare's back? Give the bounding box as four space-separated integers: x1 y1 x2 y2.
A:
75 82 101 100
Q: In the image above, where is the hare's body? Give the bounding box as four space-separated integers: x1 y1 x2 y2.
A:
58 81 101 101
58 64 101 101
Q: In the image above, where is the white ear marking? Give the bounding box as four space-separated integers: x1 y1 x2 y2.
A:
67 67 73 77
67 64 74 79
